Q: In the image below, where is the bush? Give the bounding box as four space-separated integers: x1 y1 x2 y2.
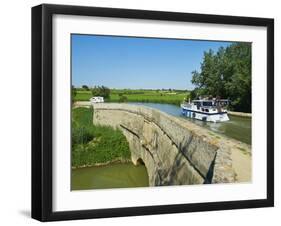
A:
118 95 128 103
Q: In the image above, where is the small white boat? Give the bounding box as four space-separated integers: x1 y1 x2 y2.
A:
181 98 229 122
89 96 104 103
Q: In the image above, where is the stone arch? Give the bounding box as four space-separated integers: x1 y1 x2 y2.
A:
92 103 248 186
135 158 145 166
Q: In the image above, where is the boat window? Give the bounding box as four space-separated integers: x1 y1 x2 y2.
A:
193 101 201 106
202 101 213 107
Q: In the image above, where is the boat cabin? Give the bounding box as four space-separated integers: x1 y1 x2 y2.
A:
193 99 229 109
180 98 230 122
89 96 104 103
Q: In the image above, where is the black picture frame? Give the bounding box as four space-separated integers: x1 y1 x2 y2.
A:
31 3 274 222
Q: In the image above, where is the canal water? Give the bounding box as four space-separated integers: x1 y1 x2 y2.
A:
72 162 149 190
72 102 251 191
130 102 251 145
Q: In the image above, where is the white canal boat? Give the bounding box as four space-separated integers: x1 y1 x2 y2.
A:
181 98 230 122
89 96 104 104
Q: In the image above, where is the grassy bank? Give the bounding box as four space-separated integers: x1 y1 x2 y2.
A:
74 89 188 106
72 107 131 167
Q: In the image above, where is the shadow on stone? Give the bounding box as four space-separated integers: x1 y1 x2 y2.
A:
203 152 216 184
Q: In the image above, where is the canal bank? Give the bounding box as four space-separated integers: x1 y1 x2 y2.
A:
71 157 132 169
72 107 132 168
228 111 252 118
72 107 150 190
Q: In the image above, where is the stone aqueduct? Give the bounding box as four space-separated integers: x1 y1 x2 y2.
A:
92 103 251 186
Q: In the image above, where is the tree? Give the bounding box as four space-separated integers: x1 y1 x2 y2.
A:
91 86 110 100
82 85 89 90
191 43 251 112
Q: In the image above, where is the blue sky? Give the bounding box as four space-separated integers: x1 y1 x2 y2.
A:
72 34 232 90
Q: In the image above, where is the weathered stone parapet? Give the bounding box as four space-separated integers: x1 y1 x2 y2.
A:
92 103 251 186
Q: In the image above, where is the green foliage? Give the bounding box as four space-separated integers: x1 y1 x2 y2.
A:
82 85 89 90
72 85 76 104
72 107 131 167
91 86 110 99
191 43 251 112
73 89 188 106
118 94 128 103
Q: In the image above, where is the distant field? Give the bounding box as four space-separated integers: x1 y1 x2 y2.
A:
74 89 189 106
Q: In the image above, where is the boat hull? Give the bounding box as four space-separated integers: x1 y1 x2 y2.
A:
181 107 229 122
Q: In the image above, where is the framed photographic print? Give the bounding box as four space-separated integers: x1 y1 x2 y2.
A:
31 4 274 221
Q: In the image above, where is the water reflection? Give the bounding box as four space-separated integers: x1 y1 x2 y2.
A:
72 162 149 190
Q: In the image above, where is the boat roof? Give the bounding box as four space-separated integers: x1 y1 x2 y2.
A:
192 99 229 102
192 99 213 102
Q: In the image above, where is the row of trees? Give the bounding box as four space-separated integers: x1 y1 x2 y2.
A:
73 85 111 99
190 42 251 113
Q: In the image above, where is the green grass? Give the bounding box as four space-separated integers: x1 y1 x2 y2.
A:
74 89 188 105
72 107 131 167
